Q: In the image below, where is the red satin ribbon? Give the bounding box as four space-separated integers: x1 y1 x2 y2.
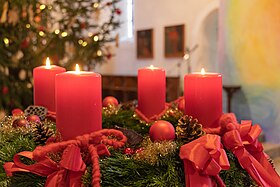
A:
180 134 230 187
4 129 127 187
219 113 280 187
135 104 169 123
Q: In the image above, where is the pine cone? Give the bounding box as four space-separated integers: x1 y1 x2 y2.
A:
176 115 205 143
33 122 54 145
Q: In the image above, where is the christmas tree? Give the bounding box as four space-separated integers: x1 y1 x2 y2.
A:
0 0 121 113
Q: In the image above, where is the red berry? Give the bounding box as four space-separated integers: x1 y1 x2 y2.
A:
124 148 134 155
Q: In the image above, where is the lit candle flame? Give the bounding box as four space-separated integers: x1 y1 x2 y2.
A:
46 57 51 69
201 68 206 75
148 65 156 69
75 64 80 73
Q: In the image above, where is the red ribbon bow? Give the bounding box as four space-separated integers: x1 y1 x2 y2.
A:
4 129 127 187
135 104 170 123
220 114 280 187
180 134 230 187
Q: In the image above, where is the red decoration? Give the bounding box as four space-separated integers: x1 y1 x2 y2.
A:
12 108 24 116
149 120 175 142
135 147 144 154
106 53 112 60
4 129 127 187
2 86 8 95
12 119 29 128
102 96 119 107
219 114 280 187
203 113 280 187
80 22 87 29
178 98 185 112
135 105 168 123
20 38 30 49
124 148 134 155
27 115 41 123
180 134 229 187
39 26 45 31
115 8 121 15
34 16 41 23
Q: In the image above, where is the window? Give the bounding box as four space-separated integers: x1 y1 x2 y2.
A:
118 0 134 41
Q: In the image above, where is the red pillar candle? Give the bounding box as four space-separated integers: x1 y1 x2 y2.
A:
184 68 222 128
56 64 102 140
138 65 166 118
33 57 66 112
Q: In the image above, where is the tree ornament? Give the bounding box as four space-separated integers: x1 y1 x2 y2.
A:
103 96 119 107
24 105 47 120
12 119 29 128
178 98 185 112
34 16 41 23
176 115 205 144
149 120 175 142
27 115 41 123
20 38 30 49
33 122 54 145
12 108 24 116
124 148 134 155
2 86 8 94
115 8 122 15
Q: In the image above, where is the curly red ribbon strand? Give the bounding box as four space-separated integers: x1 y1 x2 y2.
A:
4 129 127 187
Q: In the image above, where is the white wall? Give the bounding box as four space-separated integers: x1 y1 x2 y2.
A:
96 0 220 90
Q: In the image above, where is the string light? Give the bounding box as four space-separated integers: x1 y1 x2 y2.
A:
82 41 88 47
93 3 99 8
61 32 68 37
97 50 102 56
93 35 99 42
3 38 9 46
78 39 83 45
88 32 93 37
40 4 46 10
54 29 60 34
39 31 45 37
26 24 31 29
